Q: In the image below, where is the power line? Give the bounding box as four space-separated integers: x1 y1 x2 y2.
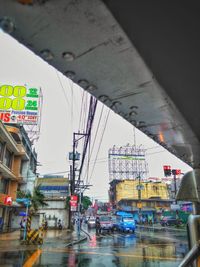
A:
55 70 70 107
78 96 98 182
83 104 105 182
78 90 85 132
146 145 161 150
146 150 166 156
88 109 111 184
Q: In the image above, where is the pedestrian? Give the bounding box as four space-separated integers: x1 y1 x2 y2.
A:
58 219 62 230
20 218 26 229
43 219 48 230
95 216 100 235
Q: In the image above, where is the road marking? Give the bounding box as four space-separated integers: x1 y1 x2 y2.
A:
42 248 181 261
23 249 42 267
83 251 181 261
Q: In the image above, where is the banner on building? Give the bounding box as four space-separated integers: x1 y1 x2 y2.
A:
0 84 42 125
110 154 145 161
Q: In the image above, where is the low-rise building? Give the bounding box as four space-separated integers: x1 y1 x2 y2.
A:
109 179 172 222
35 176 69 228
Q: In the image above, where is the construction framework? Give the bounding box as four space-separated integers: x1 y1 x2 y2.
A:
108 145 148 181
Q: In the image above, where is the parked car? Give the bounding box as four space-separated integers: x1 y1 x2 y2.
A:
87 217 96 228
99 216 113 233
160 216 182 226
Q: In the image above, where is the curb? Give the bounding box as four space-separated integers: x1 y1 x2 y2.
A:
137 224 186 232
65 235 87 247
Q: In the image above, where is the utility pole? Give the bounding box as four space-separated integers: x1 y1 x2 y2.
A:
137 174 142 223
75 182 92 238
67 165 73 229
136 173 144 224
172 169 177 204
174 173 177 203
68 132 86 230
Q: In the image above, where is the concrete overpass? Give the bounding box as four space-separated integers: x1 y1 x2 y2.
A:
0 0 199 169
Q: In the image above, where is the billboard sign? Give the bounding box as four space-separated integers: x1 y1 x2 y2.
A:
111 154 145 161
0 84 41 125
71 206 77 211
70 195 78 202
70 195 78 211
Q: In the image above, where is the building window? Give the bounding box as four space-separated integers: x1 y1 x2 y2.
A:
3 149 12 169
0 179 9 194
20 160 24 175
0 141 3 161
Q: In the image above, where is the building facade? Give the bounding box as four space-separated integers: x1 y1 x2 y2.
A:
109 179 172 222
35 176 69 228
0 122 37 232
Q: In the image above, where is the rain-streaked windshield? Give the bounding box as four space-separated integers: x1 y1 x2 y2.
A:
100 216 111 221
123 218 134 222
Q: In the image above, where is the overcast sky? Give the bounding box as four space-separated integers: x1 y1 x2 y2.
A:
0 31 192 201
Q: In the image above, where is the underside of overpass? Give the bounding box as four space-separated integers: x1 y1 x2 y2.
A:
0 0 199 169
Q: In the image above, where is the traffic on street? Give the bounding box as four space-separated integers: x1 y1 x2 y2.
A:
0 220 188 267
0 1 199 266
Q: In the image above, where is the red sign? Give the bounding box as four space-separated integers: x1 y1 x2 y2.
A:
70 195 78 201
70 195 78 211
70 201 78 207
0 194 12 206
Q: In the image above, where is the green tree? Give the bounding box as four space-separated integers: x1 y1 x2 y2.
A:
65 196 70 209
17 185 48 213
81 196 92 211
65 195 92 212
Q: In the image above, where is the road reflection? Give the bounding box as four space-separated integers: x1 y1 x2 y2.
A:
0 229 188 267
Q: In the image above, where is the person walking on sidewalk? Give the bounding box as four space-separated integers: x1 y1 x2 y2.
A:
20 218 26 229
95 217 100 235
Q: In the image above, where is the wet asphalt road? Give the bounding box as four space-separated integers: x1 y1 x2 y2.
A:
0 226 188 267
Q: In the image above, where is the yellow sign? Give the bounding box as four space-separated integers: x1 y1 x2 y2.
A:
137 202 142 209
0 84 40 125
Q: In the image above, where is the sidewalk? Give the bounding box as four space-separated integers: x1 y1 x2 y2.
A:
0 228 88 251
137 223 187 232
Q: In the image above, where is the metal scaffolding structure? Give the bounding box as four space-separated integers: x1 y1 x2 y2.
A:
108 145 148 182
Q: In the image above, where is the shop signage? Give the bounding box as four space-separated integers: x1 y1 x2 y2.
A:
136 185 144 190
0 194 12 206
70 195 78 202
16 198 31 206
137 202 142 209
0 84 41 125
170 204 180 210
70 195 78 211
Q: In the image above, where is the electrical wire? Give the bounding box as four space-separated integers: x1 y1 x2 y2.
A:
55 70 70 107
78 96 98 182
82 93 89 132
85 135 91 185
78 90 86 132
82 104 105 182
146 150 166 156
70 80 74 132
88 109 111 184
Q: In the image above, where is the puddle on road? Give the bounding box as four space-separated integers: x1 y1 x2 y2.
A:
0 249 37 266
